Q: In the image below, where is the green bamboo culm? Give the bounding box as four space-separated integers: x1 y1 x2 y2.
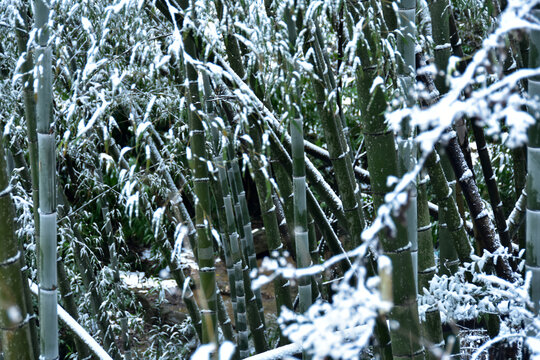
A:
438 152 460 275
225 148 265 326
355 3 423 358
396 0 418 292
184 33 218 345
426 150 472 265
282 4 312 315
291 117 312 314
527 5 540 314
34 0 59 357
217 154 250 358
0 138 35 359
14 5 41 356
247 123 293 315
309 25 366 250
417 174 444 360
222 150 268 354
428 0 451 94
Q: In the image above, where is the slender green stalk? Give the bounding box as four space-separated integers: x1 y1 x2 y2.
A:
426 150 473 265
438 152 460 275
210 166 238 329
34 0 59 356
434 150 461 355
15 2 40 234
527 7 540 313
417 174 444 360
512 146 527 248
354 4 423 357
219 153 267 355
217 155 250 357
0 138 35 360
184 30 218 345
15 3 40 358
396 0 418 292
358 78 424 359
225 149 265 326
428 0 451 94
291 116 311 314
508 186 527 239
247 125 293 316
309 26 365 250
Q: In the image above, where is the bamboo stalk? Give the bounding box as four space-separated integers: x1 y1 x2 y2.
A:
33 0 59 356
417 174 444 360
428 0 451 94
512 146 527 248
471 119 512 252
217 154 250 357
291 116 312 314
444 133 515 282
0 136 35 359
246 125 293 316
356 33 424 360
425 150 473 264
225 149 266 326
437 151 460 275
527 6 540 313
396 0 418 292
56 259 90 359
184 29 218 345
508 186 527 239
308 25 365 250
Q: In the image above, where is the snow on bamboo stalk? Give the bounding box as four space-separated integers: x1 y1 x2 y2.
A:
184 29 218 345
222 151 267 354
309 25 365 249
247 125 293 316
358 80 424 359
0 138 35 359
15 3 40 234
217 155 250 358
15 6 40 355
396 0 418 292
428 0 451 94
282 4 311 314
225 149 265 326
438 152 460 275
527 6 540 313
213 58 349 262
512 146 527 248
355 6 423 357
508 186 527 238
34 0 58 357
471 120 513 252
425 150 472 264
444 133 515 282
291 116 312 314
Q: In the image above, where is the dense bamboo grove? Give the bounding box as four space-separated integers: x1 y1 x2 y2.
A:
1 0 540 359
